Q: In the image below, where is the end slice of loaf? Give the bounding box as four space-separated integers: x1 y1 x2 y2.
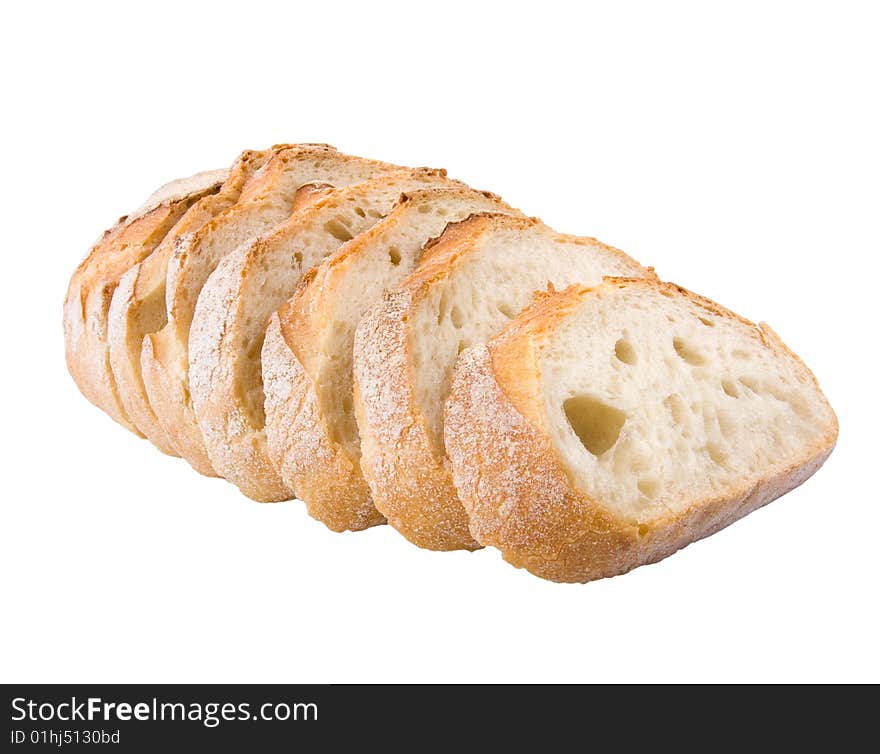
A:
445 280 838 582
63 167 227 433
107 147 276 455
141 145 400 476
189 169 460 502
263 187 520 532
352 214 655 551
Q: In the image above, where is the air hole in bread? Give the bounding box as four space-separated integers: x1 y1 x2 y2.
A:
367 209 382 219
450 305 463 329
698 316 715 327
497 301 517 319
437 290 449 325
638 478 659 499
707 442 728 466
564 395 627 457
354 206 366 218
637 524 650 538
738 376 761 394
664 394 689 426
324 219 353 243
722 378 740 398
418 204 432 214
614 338 637 365
388 246 401 266
673 336 705 366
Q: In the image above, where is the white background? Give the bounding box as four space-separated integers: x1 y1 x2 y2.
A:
1 1 877 683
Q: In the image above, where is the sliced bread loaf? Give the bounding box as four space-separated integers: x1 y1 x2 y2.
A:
263 188 520 532
190 169 460 502
141 145 399 476
107 147 277 455
64 168 228 433
352 214 655 550
445 280 838 582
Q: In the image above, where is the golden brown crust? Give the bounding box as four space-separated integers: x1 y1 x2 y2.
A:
444 280 839 582
140 324 218 476
354 289 475 548
272 275 385 530
63 171 226 433
353 215 655 552
352 217 511 550
107 149 276 455
189 169 450 501
141 145 399 477
267 188 518 533
131 169 230 218
140 145 337 476
263 313 384 530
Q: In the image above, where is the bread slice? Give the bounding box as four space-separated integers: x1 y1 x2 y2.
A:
141 145 399 476
353 214 655 550
131 169 230 218
107 147 276 455
64 167 228 433
445 280 839 582
263 188 521 532
190 169 460 502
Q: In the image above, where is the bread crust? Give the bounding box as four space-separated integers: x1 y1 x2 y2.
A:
353 214 655 551
444 280 839 582
264 311 384 530
265 188 517 532
190 169 454 502
355 287 462 546
141 145 399 477
107 149 275 455
63 169 227 433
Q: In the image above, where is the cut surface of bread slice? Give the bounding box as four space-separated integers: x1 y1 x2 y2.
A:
190 168 459 502
64 168 228 433
107 147 276 455
353 214 655 550
141 145 400 476
445 280 839 582
263 187 520 532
